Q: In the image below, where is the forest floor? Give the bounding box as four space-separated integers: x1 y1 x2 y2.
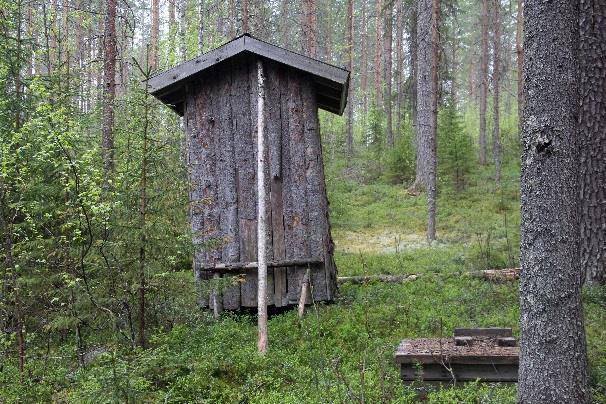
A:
3 162 606 403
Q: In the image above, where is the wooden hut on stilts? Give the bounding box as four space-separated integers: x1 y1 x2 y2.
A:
147 34 349 311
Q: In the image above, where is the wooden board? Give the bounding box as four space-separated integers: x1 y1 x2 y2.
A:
395 339 519 365
400 363 518 383
454 328 513 338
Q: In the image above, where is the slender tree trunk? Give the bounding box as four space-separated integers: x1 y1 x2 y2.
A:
492 0 501 184
256 60 268 354
102 0 117 174
479 0 488 165
361 0 369 119
373 0 383 105
302 0 318 57
345 0 354 157
516 0 523 134
415 0 439 244
384 2 393 147
519 1 589 402
395 0 404 137
279 0 289 46
410 1 418 147
580 0 606 285
242 0 249 33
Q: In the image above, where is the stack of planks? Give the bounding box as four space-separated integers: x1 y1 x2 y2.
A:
395 328 519 383
185 55 337 310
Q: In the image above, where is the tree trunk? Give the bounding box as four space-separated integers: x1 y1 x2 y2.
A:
519 1 590 402
373 0 382 105
492 0 501 184
516 0 523 135
383 2 393 147
410 0 418 148
256 60 268 354
242 0 249 33
302 0 318 58
361 0 369 119
415 0 439 243
345 0 354 157
102 0 117 174
395 0 404 137
478 0 488 165
580 0 606 285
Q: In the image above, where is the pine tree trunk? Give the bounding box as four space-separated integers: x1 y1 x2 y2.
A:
373 0 383 105
516 0 523 134
241 0 250 33
302 0 318 58
383 2 393 147
479 0 488 165
102 0 117 174
415 0 439 243
361 0 369 119
395 0 404 137
410 0 418 148
580 0 606 285
492 0 501 184
519 1 590 402
345 0 354 157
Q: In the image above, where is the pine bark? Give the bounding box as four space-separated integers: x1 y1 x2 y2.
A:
345 0 354 157
519 0 590 402
302 0 318 58
395 0 404 136
410 0 418 146
516 0 523 134
415 0 439 243
383 2 393 147
242 0 249 33
479 0 488 165
102 0 117 174
580 0 606 285
373 0 383 104
492 0 501 184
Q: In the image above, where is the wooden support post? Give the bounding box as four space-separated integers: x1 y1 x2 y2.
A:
256 59 268 354
297 267 311 318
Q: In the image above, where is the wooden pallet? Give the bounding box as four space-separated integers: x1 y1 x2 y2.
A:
395 328 519 383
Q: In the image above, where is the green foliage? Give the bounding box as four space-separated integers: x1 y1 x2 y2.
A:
438 101 474 191
383 123 416 185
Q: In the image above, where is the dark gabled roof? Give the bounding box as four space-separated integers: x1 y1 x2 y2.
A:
147 34 350 116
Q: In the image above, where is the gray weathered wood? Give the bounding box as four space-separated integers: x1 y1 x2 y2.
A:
454 328 513 338
148 34 349 116
204 258 323 271
400 363 518 383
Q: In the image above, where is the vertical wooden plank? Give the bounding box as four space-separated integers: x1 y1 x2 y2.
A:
301 78 329 302
285 70 311 304
267 62 287 306
239 219 257 306
219 64 241 310
232 57 257 307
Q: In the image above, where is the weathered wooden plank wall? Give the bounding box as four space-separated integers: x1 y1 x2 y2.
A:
186 56 337 310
